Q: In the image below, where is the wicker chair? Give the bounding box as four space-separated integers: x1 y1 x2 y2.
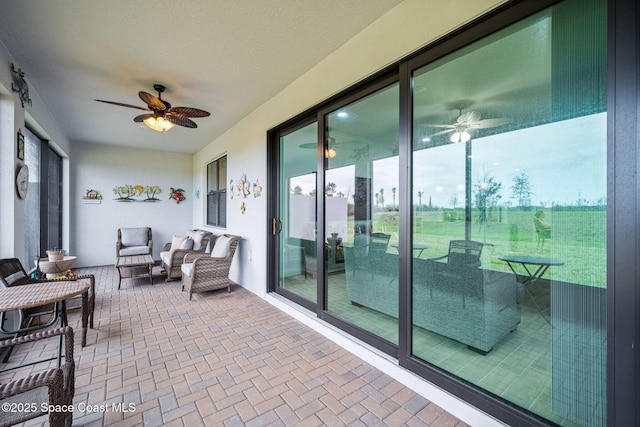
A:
180 234 241 300
160 230 214 281
0 327 75 427
116 227 153 258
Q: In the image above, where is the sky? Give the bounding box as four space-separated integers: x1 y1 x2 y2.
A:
289 112 606 209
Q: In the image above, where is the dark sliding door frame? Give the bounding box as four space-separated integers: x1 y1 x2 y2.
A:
607 0 639 426
25 126 63 259
43 143 63 254
267 115 319 313
315 73 401 358
267 0 640 425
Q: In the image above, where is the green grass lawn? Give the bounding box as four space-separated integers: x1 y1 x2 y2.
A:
347 208 606 287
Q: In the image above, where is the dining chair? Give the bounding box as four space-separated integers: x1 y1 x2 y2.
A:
0 327 75 427
429 240 484 268
0 257 95 327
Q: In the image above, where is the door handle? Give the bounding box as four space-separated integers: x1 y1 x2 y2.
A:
272 218 282 235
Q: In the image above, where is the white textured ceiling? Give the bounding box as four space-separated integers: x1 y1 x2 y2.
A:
0 0 404 154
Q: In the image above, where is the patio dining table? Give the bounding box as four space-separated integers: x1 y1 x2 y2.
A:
0 281 90 367
498 255 564 324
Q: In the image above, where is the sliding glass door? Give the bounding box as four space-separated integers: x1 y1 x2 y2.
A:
24 128 63 263
324 82 400 345
275 121 318 307
269 0 609 424
410 1 606 425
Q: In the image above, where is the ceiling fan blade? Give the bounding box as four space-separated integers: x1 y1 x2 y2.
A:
166 114 197 128
417 124 455 129
168 106 211 118
429 128 456 137
138 91 166 111
457 111 480 123
133 113 154 123
469 118 511 129
94 99 149 111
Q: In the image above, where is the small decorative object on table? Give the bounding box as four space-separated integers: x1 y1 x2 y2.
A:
55 269 76 280
39 254 77 279
46 248 66 262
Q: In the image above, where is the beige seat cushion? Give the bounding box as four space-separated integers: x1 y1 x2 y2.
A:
181 263 194 277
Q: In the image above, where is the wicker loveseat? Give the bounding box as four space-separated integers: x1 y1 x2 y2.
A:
160 230 214 281
181 234 241 300
344 248 522 353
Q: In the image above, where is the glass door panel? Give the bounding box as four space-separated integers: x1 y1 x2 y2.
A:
278 122 318 304
411 1 606 425
325 83 400 345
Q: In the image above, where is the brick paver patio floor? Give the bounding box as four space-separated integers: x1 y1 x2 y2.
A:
1 265 468 427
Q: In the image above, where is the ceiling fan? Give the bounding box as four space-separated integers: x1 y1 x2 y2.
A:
299 137 362 159
422 109 510 143
95 84 210 132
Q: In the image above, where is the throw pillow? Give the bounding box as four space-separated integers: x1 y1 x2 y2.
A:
210 235 232 258
187 230 205 251
181 238 194 250
205 235 218 253
171 235 188 252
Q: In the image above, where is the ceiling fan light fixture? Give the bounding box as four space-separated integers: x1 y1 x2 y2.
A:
144 116 175 132
325 148 337 158
450 131 471 143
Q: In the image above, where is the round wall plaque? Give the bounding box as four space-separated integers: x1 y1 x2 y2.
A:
16 164 29 199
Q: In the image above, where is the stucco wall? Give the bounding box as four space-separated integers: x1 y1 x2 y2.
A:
192 0 506 298
70 142 193 268
0 39 71 267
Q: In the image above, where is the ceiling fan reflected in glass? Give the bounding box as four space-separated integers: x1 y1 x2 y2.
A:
95 84 210 132
299 137 338 158
421 109 511 143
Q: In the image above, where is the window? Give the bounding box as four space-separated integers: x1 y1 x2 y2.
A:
24 127 63 262
206 156 227 227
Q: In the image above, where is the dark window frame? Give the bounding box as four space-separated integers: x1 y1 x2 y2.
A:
23 126 63 261
206 155 227 228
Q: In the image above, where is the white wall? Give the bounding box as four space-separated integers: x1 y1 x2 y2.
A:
70 142 193 267
0 39 72 267
192 0 506 298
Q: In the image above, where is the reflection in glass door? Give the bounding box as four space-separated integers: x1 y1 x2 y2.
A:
277 122 318 305
325 82 400 345
410 1 606 425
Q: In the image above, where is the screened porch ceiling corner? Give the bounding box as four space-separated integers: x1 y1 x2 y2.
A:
0 0 404 154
